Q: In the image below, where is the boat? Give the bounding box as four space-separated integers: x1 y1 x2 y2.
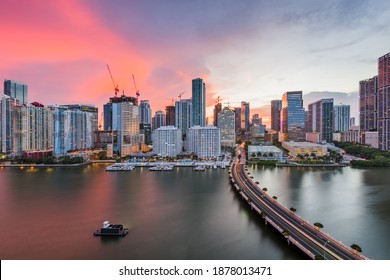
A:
94 221 128 236
193 165 206 171
105 163 134 171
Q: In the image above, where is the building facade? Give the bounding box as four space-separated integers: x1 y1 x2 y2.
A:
307 98 334 143
175 99 192 138
240 101 250 131
248 145 283 162
270 100 282 131
152 126 182 157
165 105 175 126
213 102 222 127
4 80 28 105
152 110 166 131
333 105 350 132
191 78 206 127
378 52 390 150
53 106 95 157
139 100 152 125
280 91 305 142
359 76 378 131
187 126 221 158
217 107 235 147
282 141 327 158
111 101 140 156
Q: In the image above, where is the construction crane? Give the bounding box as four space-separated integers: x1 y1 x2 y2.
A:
216 96 222 104
132 74 140 100
178 91 185 101
98 112 104 129
106 64 119 97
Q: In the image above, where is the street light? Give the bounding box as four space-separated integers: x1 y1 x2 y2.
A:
323 240 330 259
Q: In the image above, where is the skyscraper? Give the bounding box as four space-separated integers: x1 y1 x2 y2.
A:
271 100 282 131
334 105 350 132
359 76 378 131
217 107 235 147
240 101 250 131
103 95 138 131
191 78 206 127
175 99 192 137
281 91 305 142
378 52 390 150
307 99 334 143
165 105 175 126
152 110 166 131
53 106 96 157
213 102 222 127
233 107 241 134
4 80 28 105
140 100 152 125
111 101 140 156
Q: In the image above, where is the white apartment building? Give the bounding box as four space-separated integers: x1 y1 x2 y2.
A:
152 126 182 157
187 126 221 158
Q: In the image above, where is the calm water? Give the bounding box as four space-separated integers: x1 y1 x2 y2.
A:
0 164 389 259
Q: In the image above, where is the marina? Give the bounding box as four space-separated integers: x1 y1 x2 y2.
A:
105 163 135 171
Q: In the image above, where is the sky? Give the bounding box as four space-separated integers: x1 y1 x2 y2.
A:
1 0 390 127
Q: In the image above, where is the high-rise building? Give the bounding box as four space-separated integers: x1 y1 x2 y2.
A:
1 93 54 156
307 99 334 143
233 107 241 134
103 95 138 131
378 52 390 150
240 101 250 131
213 102 222 127
152 110 166 131
359 76 378 131
4 80 28 105
175 99 192 138
281 91 305 141
21 102 54 153
251 114 262 126
152 126 182 157
333 105 350 132
191 78 206 127
187 126 221 158
1 95 20 154
53 106 96 157
217 107 235 147
165 105 175 126
140 100 152 125
140 123 152 145
271 100 282 131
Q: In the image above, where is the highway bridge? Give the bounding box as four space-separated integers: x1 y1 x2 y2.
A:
229 155 368 260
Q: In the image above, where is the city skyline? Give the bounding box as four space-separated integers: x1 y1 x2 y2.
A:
2 1 390 127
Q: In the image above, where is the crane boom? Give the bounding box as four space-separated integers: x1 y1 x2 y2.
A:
178 91 185 101
106 64 119 97
132 74 140 99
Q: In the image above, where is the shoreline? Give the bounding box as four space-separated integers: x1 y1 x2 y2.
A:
0 160 115 168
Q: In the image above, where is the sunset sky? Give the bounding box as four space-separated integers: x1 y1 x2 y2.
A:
1 0 390 126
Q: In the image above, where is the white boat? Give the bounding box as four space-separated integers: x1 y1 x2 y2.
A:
193 165 206 171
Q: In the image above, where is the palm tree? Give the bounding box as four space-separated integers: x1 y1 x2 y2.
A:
282 230 290 237
350 244 362 253
290 207 297 213
257 151 262 158
272 196 278 200
251 152 256 158
314 222 324 229
262 187 268 192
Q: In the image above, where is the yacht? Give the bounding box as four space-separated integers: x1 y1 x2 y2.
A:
94 221 128 236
